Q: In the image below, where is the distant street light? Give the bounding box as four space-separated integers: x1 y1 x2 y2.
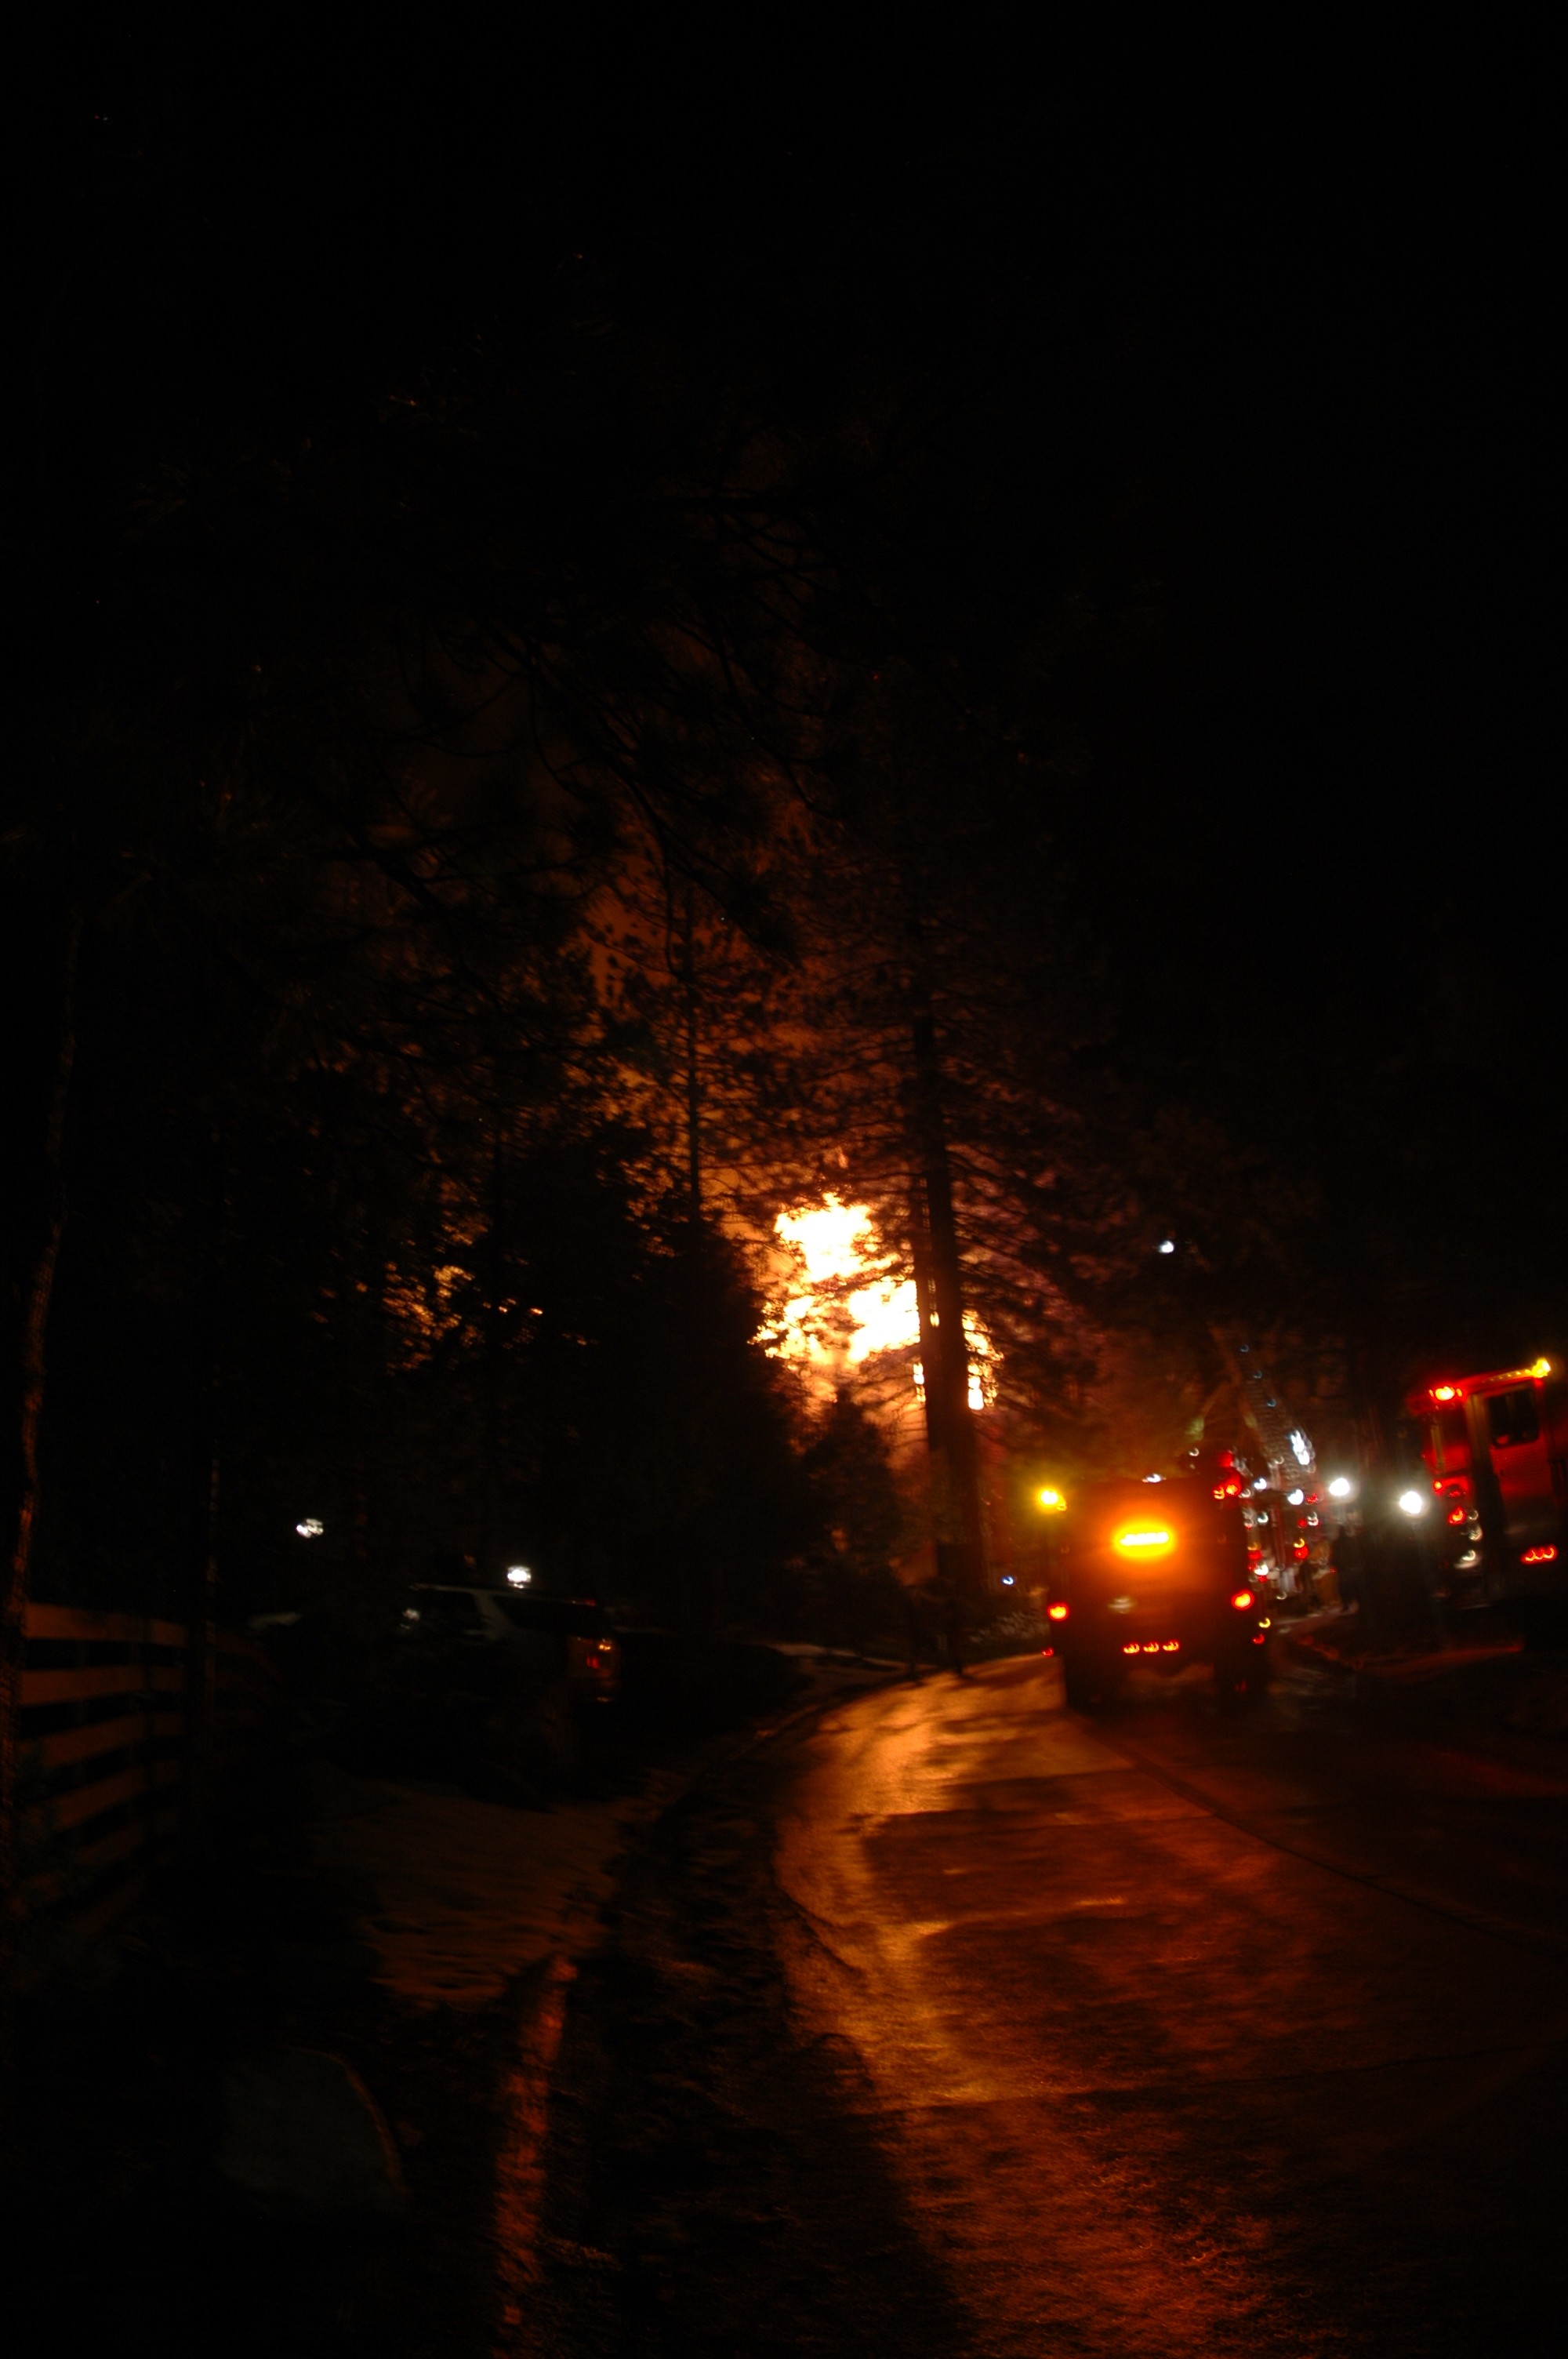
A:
1157 1240 1175 1255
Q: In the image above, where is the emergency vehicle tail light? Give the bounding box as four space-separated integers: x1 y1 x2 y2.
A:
1432 1384 1460 1402
1047 1602 1069 1621
1523 1546 1558 1565
1229 1590 1254 1612
1446 1508 1466 1526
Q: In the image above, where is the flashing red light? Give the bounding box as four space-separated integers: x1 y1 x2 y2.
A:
1229 1590 1255 1612
1047 1601 1069 1621
1432 1383 1460 1402
1446 1507 1466 1527
1523 1545 1559 1565
1252 1633 1267 1645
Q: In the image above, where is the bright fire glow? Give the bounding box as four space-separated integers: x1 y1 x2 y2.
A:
771 1198 993 1403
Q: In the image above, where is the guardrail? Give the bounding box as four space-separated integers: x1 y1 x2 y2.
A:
20 1604 281 1939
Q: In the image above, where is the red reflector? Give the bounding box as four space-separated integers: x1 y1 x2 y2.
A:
1229 1590 1254 1611
1047 1601 1069 1621
1523 1545 1559 1565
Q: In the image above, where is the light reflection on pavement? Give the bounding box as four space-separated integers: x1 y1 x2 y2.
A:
772 1653 1568 2357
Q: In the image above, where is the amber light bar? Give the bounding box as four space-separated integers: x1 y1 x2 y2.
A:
1425 1357 1552 1407
1113 1524 1174 1557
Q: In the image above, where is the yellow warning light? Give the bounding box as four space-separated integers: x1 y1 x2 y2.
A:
1112 1522 1174 1558
1037 1486 1067 1514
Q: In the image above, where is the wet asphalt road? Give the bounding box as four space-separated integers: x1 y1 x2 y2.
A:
532 1648 1568 2356
773 1650 1568 2357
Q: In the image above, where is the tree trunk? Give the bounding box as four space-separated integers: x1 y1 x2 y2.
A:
477 1107 508 1583
181 1123 226 1859
681 883 702 1220
1 907 80 2057
908 987 987 1607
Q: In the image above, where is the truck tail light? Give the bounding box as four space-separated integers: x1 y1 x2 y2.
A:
1047 1602 1069 1621
1229 1590 1254 1612
1523 1546 1558 1565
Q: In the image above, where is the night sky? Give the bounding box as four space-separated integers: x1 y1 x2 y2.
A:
24 39 1560 1378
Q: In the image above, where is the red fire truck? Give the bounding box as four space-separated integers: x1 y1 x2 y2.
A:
1406 1356 1568 1627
